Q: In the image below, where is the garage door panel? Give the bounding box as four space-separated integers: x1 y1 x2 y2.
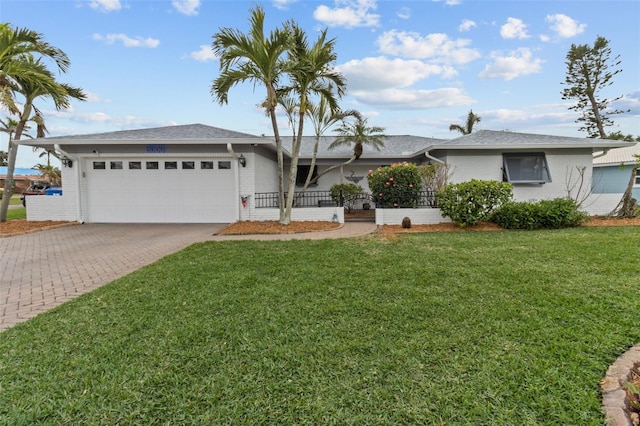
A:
86 158 236 223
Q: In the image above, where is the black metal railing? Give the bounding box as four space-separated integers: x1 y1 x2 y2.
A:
255 190 438 208
254 191 336 208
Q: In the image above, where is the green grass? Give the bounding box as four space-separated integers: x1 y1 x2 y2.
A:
5 207 26 220
1 228 638 425
9 194 22 206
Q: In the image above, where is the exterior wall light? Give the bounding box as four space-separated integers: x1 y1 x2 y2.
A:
62 158 73 168
239 154 247 168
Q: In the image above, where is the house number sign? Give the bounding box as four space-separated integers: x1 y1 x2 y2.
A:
146 144 167 153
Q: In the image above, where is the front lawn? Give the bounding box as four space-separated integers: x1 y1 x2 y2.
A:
5 207 26 220
0 228 638 425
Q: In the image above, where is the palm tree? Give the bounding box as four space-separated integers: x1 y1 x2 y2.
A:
0 27 85 222
300 98 361 190
34 147 60 167
34 163 61 186
329 116 387 159
0 118 20 166
212 6 290 222
278 23 346 221
0 23 70 115
212 9 346 225
449 109 481 135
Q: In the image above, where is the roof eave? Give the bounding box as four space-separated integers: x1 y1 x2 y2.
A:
433 141 635 150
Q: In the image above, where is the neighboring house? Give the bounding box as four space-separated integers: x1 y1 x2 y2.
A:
19 124 632 224
590 143 640 215
0 166 44 194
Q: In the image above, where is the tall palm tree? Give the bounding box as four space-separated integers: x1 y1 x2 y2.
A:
212 6 290 222
0 23 70 115
329 116 387 159
278 23 346 221
300 97 361 190
449 109 481 135
0 39 85 222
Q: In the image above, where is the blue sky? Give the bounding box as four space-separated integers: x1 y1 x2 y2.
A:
2 0 639 168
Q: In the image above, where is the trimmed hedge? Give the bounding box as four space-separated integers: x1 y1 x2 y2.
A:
491 198 587 229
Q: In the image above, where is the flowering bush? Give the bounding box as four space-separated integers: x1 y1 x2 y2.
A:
367 162 423 208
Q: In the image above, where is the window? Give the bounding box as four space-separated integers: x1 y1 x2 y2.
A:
635 169 640 186
146 161 159 170
93 161 106 170
503 153 551 183
296 165 318 186
182 161 195 170
165 161 178 170
218 161 231 170
110 161 123 170
201 161 214 170
129 161 142 170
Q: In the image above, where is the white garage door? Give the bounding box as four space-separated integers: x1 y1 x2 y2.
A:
85 158 237 223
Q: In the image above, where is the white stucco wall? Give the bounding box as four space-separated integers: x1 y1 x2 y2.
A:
245 206 345 223
443 149 595 203
581 193 623 216
375 208 451 225
26 162 80 222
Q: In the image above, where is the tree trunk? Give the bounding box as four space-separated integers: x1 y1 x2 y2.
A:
613 167 638 217
0 112 29 222
0 139 17 222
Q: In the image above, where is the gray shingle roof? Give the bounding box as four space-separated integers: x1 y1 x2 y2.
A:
437 130 633 150
294 135 445 158
29 125 634 158
43 123 264 141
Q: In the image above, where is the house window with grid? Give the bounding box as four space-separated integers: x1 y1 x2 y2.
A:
503 153 551 184
635 168 640 187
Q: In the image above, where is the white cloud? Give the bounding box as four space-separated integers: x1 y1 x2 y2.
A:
377 30 481 65
338 57 456 91
273 0 298 10
481 107 577 130
89 0 121 13
539 34 551 42
459 19 476 32
500 17 529 39
350 87 473 109
92 33 160 48
545 14 586 38
172 0 200 16
611 90 640 115
432 0 461 5
397 7 411 19
479 48 543 81
190 45 217 62
313 0 380 28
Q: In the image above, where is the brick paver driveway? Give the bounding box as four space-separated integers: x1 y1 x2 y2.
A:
0 223 224 331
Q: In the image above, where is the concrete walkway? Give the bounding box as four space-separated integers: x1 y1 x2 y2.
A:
0 222 377 331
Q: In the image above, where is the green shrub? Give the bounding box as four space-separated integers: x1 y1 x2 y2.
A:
491 198 587 229
437 180 513 226
329 183 362 211
368 162 423 208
